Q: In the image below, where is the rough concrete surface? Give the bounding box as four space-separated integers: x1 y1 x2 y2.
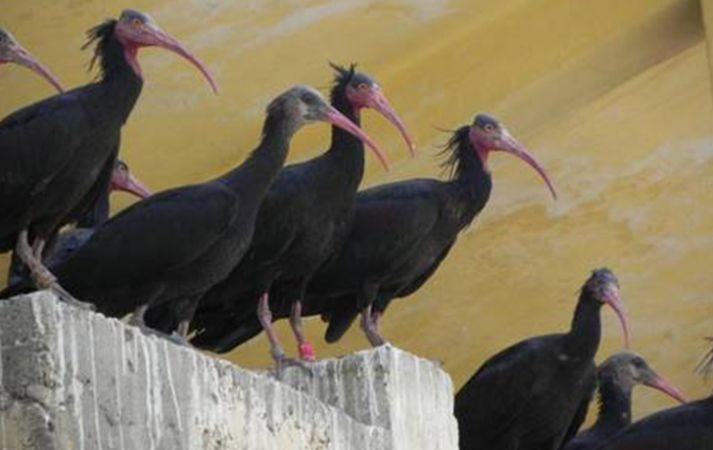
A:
0 292 457 450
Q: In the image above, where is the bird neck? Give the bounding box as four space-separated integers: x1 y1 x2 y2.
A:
92 32 144 124
594 375 633 431
219 110 295 194
447 129 493 225
324 92 365 187
564 293 602 359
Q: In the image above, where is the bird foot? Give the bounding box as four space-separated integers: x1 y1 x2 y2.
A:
50 283 95 311
271 353 314 380
298 342 317 361
132 322 180 344
167 332 191 347
128 315 146 328
29 265 94 311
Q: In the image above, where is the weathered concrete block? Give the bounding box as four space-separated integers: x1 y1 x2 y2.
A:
281 345 458 450
0 292 457 450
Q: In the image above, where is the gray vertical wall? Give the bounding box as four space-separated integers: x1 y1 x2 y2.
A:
0 292 458 450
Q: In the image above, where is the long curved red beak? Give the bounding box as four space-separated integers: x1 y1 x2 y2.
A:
602 284 631 349
326 106 390 171
366 88 416 157
111 172 152 199
645 374 687 404
496 128 557 200
10 44 64 92
146 26 218 94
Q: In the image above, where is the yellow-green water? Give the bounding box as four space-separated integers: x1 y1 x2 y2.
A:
2 0 713 422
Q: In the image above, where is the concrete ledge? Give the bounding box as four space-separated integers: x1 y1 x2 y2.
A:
0 292 457 450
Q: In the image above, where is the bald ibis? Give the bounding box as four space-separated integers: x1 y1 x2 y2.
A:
597 395 713 449
314 114 558 347
178 114 555 352
0 10 215 306
7 160 151 286
562 351 686 450
0 27 63 92
2 86 384 346
190 114 556 352
175 64 411 364
594 341 713 449
454 268 630 450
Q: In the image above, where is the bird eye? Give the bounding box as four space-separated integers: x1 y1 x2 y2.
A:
131 18 144 28
484 124 495 132
358 83 368 90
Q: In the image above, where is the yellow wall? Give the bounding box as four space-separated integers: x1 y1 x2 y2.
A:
2 0 712 421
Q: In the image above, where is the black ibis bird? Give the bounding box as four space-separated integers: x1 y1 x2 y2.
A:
186 114 557 352
562 351 686 450
175 64 411 364
0 10 215 306
595 341 713 450
454 268 630 450
7 159 151 286
311 114 557 347
2 85 385 346
597 394 713 449
0 27 63 92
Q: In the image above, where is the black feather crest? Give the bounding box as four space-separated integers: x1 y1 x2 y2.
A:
82 19 119 80
329 62 357 84
439 125 473 181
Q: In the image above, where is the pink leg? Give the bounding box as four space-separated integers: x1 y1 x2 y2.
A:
257 293 312 377
360 304 386 347
289 300 316 361
372 310 382 335
257 292 286 362
31 238 46 260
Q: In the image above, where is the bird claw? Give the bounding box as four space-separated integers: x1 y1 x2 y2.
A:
130 322 185 347
167 332 191 347
50 283 95 311
271 354 314 380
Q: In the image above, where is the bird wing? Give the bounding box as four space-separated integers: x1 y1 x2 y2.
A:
561 368 597 446
454 338 552 443
391 240 456 299
323 294 360 343
315 179 444 289
57 182 239 291
0 93 88 219
323 234 457 343
238 169 305 268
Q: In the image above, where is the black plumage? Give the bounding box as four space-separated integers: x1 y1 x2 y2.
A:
7 160 151 286
597 395 713 450
183 114 556 352
308 115 557 347
0 10 214 304
2 86 382 346
173 65 411 363
563 352 686 450
454 268 630 450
